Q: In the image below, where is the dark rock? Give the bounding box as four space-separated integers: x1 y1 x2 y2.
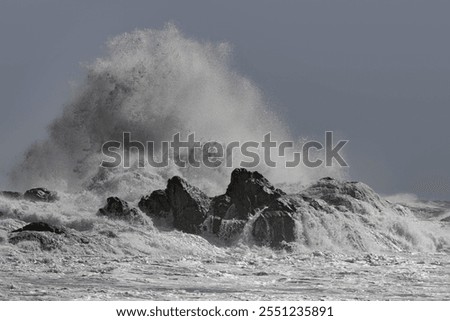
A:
209 194 233 219
268 197 297 212
0 191 22 199
99 230 119 238
226 168 285 219
12 222 65 234
98 197 146 225
166 176 210 234
254 271 269 276
138 189 171 218
252 210 296 248
24 188 58 202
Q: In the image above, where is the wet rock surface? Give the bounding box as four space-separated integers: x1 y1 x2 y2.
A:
1 169 450 300
253 211 296 248
166 176 210 234
8 222 89 251
98 197 147 225
12 222 66 234
209 194 232 219
24 188 58 202
0 191 22 199
138 190 171 219
225 168 285 219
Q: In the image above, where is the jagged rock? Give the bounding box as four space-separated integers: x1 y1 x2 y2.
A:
24 188 58 202
98 197 146 225
226 168 285 219
139 189 171 218
0 191 22 199
166 176 210 234
201 169 298 247
12 222 65 234
252 210 296 248
208 194 236 219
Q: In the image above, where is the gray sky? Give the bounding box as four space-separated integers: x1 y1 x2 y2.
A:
1 0 449 199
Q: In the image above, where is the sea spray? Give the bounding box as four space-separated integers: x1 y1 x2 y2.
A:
10 24 344 197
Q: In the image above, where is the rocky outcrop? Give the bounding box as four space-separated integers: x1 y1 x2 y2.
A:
166 176 210 234
222 169 297 247
138 189 171 218
195 169 296 247
209 194 233 219
226 168 285 219
98 197 147 225
136 169 296 245
24 188 58 202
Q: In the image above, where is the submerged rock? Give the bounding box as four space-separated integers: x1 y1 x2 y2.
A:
9 231 62 251
12 222 65 234
226 168 285 219
0 191 22 199
139 189 171 218
302 177 386 212
98 197 147 225
9 222 89 251
24 188 58 202
166 176 210 234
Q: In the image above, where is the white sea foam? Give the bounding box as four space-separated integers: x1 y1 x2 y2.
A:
10 24 343 197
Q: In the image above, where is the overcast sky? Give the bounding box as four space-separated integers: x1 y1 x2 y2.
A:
1 0 449 199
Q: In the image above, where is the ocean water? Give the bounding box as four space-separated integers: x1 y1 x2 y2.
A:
1 25 449 300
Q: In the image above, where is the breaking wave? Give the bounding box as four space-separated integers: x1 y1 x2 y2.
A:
2 25 447 257
10 24 343 197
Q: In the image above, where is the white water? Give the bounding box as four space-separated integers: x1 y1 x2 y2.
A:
10 24 343 197
1 25 449 300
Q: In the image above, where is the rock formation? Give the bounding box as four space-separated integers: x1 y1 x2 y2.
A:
138 189 171 219
166 176 210 234
24 188 58 202
98 197 147 225
225 168 285 219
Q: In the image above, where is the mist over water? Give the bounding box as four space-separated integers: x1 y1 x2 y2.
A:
10 24 343 196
